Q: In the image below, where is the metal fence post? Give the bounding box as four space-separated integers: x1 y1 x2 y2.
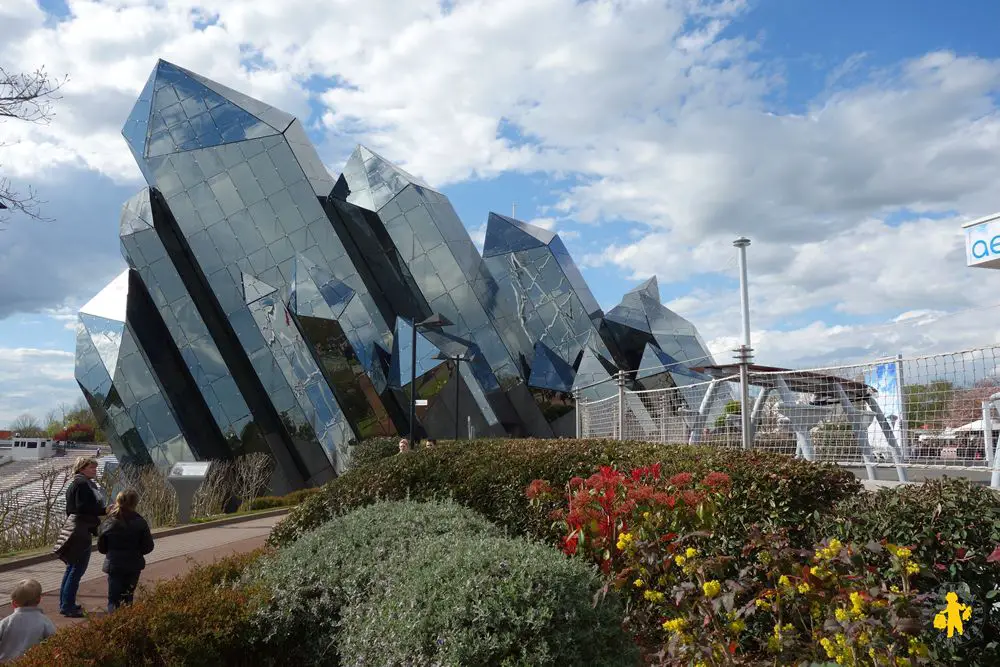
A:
617 371 626 441
574 392 582 439
733 237 754 451
736 345 753 449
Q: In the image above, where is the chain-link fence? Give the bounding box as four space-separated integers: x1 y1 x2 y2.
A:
576 345 1000 487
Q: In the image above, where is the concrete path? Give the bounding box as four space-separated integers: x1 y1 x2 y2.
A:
0 514 281 629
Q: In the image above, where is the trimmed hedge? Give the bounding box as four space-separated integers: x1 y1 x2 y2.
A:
347 436 399 470
270 438 861 549
241 487 320 511
250 500 635 666
15 551 268 667
339 533 637 666
247 500 504 664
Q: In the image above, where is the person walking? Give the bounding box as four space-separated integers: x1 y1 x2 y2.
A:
97 489 154 612
53 457 105 617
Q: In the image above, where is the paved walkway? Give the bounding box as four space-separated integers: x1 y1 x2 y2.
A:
0 514 280 629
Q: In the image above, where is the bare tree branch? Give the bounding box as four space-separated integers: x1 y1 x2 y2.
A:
8 413 44 436
0 66 66 224
234 452 274 508
0 66 64 123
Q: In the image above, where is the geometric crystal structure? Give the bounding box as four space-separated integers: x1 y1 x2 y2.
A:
75 270 196 467
336 147 550 438
483 213 612 371
77 59 718 489
604 276 714 373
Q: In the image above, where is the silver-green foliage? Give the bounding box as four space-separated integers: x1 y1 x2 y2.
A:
246 499 503 663
249 499 637 666
339 534 639 666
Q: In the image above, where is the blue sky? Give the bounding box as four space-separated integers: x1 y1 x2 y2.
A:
2 0 1000 424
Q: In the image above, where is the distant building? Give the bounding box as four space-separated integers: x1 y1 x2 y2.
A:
0 437 56 461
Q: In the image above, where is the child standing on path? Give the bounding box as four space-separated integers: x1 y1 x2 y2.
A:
97 489 155 612
0 579 56 663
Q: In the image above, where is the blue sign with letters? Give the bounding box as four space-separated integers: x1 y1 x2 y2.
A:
965 217 1000 268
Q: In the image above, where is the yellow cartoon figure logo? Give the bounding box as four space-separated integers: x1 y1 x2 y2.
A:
933 592 972 638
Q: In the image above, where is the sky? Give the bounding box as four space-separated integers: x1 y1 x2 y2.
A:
2 0 1000 425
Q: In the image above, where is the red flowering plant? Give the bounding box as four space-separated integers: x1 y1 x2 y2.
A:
526 466 733 643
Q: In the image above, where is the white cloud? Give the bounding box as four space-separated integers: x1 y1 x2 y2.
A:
0 347 80 425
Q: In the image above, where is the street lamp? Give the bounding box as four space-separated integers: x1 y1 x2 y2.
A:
409 313 453 446
433 350 475 441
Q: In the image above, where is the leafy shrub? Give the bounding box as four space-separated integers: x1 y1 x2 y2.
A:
16 551 269 667
339 533 638 666
527 464 731 574
270 438 859 549
241 487 320 511
647 530 950 665
346 436 399 470
532 463 983 664
247 500 503 664
821 478 1000 661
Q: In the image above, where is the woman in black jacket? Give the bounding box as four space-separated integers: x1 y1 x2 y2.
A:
98 489 154 611
53 457 105 617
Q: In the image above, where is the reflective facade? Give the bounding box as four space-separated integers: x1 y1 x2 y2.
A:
77 59 717 486
76 270 196 467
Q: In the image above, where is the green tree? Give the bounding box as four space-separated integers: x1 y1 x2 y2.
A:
713 399 741 429
903 381 954 430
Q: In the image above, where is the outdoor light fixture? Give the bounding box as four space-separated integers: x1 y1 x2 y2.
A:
409 313 453 445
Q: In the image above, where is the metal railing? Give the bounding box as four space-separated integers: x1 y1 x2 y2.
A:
576 345 1000 488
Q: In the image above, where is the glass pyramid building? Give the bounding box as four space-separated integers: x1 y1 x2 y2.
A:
76 60 718 488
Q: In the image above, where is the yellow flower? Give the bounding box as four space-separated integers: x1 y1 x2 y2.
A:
814 538 843 561
933 613 947 630
890 584 901 594
895 547 912 559
662 617 687 633
633 578 644 588
820 637 835 657
642 511 651 519
778 575 791 588
674 555 686 566
834 608 850 623
685 547 698 559
849 591 865 615
755 598 771 609
643 590 665 603
694 662 707 667
797 582 811 594
702 580 722 598
616 532 633 551
905 562 920 576
728 619 746 633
